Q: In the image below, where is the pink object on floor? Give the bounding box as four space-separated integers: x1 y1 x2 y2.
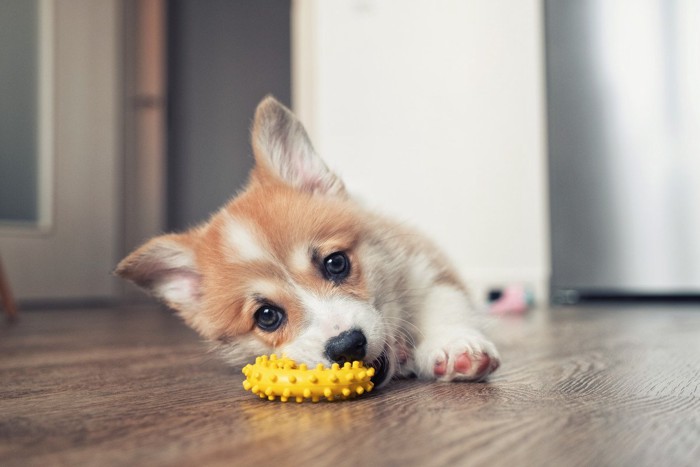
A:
489 285 530 314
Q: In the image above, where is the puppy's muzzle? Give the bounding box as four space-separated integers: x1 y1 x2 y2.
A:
324 329 367 364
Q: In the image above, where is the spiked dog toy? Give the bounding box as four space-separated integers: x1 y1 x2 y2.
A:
242 354 375 402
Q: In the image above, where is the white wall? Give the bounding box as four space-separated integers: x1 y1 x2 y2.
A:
293 0 550 303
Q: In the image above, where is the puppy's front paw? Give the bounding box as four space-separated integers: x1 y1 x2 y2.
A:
415 334 500 382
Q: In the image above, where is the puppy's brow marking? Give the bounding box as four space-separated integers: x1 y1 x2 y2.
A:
224 215 267 262
289 245 310 272
248 280 278 301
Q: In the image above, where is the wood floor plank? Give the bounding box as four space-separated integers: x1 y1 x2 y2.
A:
1 304 699 467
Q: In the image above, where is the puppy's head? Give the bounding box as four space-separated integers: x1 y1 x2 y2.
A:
117 96 393 384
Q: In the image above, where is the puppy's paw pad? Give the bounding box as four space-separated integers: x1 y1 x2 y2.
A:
454 351 498 380
454 353 473 374
465 349 500 380
434 360 447 376
426 342 500 381
417 335 500 382
432 350 448 376
447 351 498 381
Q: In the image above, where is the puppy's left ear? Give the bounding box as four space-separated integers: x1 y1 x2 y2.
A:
251 95 346 196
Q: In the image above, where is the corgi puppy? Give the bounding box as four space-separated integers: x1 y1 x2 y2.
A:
116 96 500 387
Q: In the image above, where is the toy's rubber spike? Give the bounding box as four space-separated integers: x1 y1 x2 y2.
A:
241 355 375 403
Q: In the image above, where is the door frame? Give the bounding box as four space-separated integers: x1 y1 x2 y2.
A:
0 0 123 303
0 0 54 235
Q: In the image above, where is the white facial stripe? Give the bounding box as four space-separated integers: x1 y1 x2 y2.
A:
297 290 353 334
224 215 267 262
289 244 310 273
278 284 385 365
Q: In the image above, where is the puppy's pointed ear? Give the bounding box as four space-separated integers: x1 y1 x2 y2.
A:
251 95 346 196
115 234 201 311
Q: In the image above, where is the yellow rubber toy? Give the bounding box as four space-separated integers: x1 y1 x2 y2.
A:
242 354 375 402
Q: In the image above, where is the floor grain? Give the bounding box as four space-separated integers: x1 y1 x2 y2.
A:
1 304 699 467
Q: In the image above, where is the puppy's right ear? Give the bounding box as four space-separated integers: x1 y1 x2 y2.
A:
251 95 346 196
115 234 201 311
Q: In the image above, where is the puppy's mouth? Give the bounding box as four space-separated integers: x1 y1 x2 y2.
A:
368 348 392 387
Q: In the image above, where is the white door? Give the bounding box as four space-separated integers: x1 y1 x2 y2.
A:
0 0 122 302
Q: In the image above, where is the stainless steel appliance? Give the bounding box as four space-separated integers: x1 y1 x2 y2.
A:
546 0 700 301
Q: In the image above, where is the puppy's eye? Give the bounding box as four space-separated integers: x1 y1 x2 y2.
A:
254 305 285 332
322 252 350 282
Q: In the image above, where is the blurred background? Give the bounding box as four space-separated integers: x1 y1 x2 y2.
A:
0 0 698 309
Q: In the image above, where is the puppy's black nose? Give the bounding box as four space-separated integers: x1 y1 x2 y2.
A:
325 329 367 364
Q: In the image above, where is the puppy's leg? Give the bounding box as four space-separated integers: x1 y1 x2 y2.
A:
412 284 500 381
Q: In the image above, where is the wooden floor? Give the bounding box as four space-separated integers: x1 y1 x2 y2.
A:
2 303 700 467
